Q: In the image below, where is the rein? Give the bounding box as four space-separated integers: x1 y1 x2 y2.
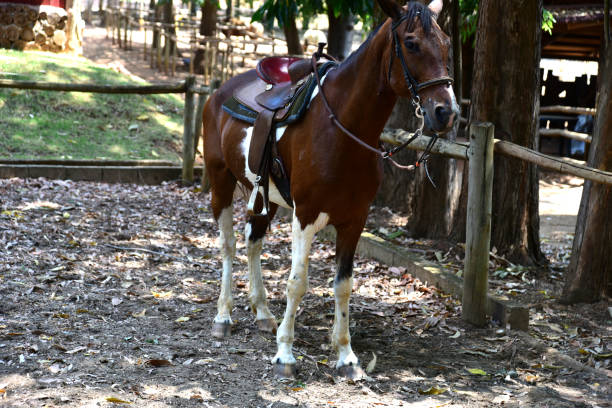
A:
311 13 453 179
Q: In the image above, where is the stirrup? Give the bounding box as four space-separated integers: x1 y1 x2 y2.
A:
247 178 268 217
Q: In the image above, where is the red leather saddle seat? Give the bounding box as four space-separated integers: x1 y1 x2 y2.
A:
256 57 302 84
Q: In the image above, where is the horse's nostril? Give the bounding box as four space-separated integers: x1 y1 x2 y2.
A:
435 105 450 124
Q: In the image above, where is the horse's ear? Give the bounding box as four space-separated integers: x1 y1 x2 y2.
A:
376 0 402 21
428 0 443 17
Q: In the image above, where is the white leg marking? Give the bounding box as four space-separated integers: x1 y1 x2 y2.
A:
332 276 359 368
240 127 291 209
245 223 275 322
272 211 329 365
214 207 235 325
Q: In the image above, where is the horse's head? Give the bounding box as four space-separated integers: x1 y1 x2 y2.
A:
378 0 459 134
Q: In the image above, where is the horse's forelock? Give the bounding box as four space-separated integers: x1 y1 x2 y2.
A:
403 1 435 35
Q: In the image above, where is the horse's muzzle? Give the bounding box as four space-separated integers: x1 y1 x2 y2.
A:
425 101 460 134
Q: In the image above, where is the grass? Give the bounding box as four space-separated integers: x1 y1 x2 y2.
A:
0 50 184 162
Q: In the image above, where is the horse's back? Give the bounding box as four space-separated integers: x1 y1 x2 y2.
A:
203 69 258 165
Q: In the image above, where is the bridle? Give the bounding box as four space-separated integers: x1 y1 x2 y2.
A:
312 11 454 181
388 13 454 108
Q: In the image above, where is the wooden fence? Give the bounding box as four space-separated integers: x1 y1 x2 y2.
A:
0 76 208 184
381 123 612 325
104 7 294 85
3 74 612 327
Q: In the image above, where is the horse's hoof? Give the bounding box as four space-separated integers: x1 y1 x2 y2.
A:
211 322 231 339
337 364 365 381
256 318 277 334
273 363 297 379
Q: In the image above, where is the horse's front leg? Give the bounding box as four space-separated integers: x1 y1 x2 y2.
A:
332 222 366 380
272 211 330 378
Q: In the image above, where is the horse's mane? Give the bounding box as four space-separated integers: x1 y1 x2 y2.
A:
341 1 435 66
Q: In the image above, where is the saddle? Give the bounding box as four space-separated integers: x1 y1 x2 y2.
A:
222 56 336 216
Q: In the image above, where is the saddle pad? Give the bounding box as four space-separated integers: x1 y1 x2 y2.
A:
222 62 336 127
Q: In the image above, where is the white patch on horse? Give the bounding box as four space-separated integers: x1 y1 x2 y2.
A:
240 127 291 209
214 206 235 325
308 71 330 106
445 85 460 119
276 126 287 142
272 211 330 366
332 276 359 368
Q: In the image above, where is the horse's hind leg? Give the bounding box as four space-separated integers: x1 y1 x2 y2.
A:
210 170 238 339
244 204 278 333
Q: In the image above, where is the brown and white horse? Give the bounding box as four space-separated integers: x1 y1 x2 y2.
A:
202 0 458 379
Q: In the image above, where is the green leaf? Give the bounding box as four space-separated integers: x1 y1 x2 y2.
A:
466 368 487 376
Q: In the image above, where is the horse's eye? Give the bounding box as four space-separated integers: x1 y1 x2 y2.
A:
404 40 419 53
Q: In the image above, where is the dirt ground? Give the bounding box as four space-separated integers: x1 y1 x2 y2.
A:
1 177 610 408
0 25 610 408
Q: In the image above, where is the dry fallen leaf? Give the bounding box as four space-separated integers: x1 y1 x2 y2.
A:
418 386 447 395
151 290 173 298
105 396 132 404
145 359 173 367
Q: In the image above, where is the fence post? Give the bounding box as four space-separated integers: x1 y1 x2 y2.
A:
462 122 494 326
182 76 196 184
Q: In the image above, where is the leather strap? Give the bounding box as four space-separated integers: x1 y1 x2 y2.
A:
248 109 275 173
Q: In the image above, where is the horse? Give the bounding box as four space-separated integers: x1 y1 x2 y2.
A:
202 0 459 379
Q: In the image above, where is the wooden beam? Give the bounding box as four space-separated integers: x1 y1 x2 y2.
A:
540 105 596 116
539 128 592 143
381 129 468 160
182 76 196 184
463 122 495 327
494 140 612 186
0 79 188 94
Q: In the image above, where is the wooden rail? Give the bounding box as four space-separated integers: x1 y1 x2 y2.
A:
539 128 592 143
383 129 612 186
540 105 596 116
0 79 188 94
0 77 209 184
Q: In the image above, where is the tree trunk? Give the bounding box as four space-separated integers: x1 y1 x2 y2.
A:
326 4 354 60
64 0 83 53
225 0 233 21
152 2 162 50
194 0 217 74
83 0 94 24
283 9 302 55
562 41 612 303
452 0 545 265
162 0 176 56
375 0 462 240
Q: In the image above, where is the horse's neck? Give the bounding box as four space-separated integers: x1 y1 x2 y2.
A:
323 27 398 147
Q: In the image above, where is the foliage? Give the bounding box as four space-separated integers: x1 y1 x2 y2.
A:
252 0 373 29
0 50 183 161
542 8 556 35
459 0 556 45
252 0 299 29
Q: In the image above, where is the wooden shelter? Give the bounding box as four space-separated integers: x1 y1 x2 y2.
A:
543 0 611 60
